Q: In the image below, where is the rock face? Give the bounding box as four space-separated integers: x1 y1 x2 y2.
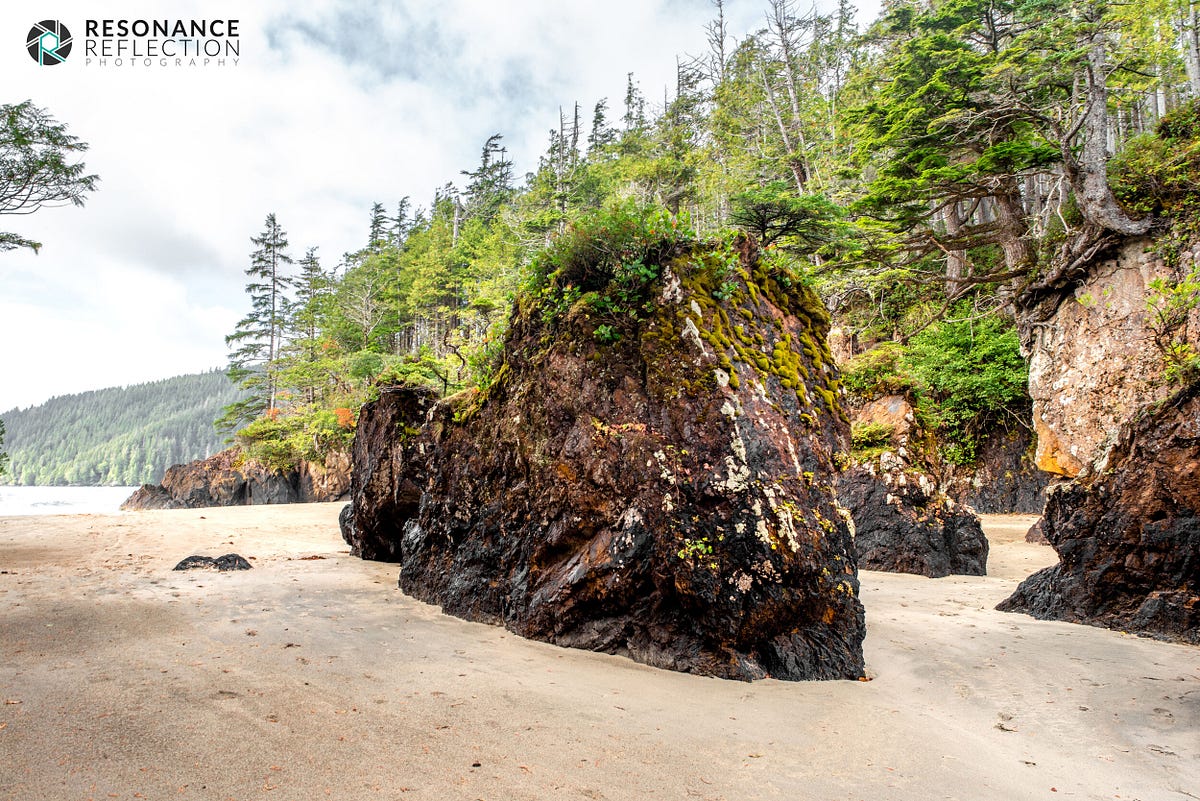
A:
840 393 991 577
999 386 1200 643
343 240 866 681
1022 237 1200 477
122 449 350 510
842 452 988 578
943 424 1049 514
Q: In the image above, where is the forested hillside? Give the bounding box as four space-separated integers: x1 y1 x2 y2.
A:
0 371 243 486
217 0 1200 471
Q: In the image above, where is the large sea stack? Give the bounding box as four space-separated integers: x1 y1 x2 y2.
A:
342 234 866 681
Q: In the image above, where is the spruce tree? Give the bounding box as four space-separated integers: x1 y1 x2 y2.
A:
367 202 389 252
0 418 8 478
280 246 333 406
221 213 293 431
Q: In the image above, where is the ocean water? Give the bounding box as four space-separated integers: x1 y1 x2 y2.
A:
0 485 138 517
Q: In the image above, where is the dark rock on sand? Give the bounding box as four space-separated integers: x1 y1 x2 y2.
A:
842 454 988 578
343 236 866 681
999 385 1200 643
173 553 252 571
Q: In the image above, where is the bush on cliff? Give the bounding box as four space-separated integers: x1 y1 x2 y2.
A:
236 407 355 473
838 307 1028 465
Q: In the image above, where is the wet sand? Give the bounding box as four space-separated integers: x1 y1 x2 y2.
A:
1 505 1196 801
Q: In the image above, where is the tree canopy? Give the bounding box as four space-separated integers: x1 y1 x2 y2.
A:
213 0 1200 471
0 100 98 253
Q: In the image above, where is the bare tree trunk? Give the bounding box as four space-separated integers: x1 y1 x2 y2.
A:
943 201 971 296
767 0 818 190
993 179 1036 273
1186 3 1200 96
756 61 806 193
706 0 728 83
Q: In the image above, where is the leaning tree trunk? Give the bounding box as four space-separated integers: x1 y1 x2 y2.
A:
943 201 970 297
1064 25 1151 237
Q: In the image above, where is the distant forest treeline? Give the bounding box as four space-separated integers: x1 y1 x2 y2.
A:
0 371 242 486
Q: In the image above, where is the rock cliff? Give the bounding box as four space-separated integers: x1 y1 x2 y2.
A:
999 385 1200 643
1021 237 1200 476
122 448 350 510
342 238 867 681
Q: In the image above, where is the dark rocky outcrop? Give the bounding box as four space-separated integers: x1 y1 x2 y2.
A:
842 453 988 578
122 449 350 510
342 241 866 681
943 424 1049 514
841 394 988 577
1025 517 1048 544
998 386 1200 643
173 553 252 571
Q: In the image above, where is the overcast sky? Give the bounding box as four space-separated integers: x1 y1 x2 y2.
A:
0 0 877 412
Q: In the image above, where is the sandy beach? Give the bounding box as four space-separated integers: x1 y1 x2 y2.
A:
1 504 1196 801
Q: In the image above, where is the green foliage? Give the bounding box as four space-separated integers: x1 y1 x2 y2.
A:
729 182 843 251
1 372 243 486
530 199 694 325
0 100 99 253
840 310 1029 465
236 406 355 473
531 200 689 293
1146 267 1200 386
840 342 911 400
1111 100 1200 267
676 537 714 561
593 323 621 344
904 309 1029 464
850 421 894 451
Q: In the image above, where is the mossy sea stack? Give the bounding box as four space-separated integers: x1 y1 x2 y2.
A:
342 234 866 680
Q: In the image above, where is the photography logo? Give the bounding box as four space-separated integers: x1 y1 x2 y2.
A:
26 20 72 65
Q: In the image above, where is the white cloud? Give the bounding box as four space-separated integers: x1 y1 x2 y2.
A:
0 0 876 411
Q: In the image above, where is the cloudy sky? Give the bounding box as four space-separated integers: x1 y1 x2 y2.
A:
0 0 876 412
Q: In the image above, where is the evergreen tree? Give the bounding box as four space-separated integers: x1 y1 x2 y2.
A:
0 101 99 252
367 201 388 251
0 418 8 478
221 213 294 431
462 134 514 223
391 196 413 244
279 247 334 406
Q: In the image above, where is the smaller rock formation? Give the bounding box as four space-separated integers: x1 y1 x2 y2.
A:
841 394 988 577
842 453 988 578
122 449 350 510
173 553 252 571
1024 517 1048 544
999 385 1200 643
